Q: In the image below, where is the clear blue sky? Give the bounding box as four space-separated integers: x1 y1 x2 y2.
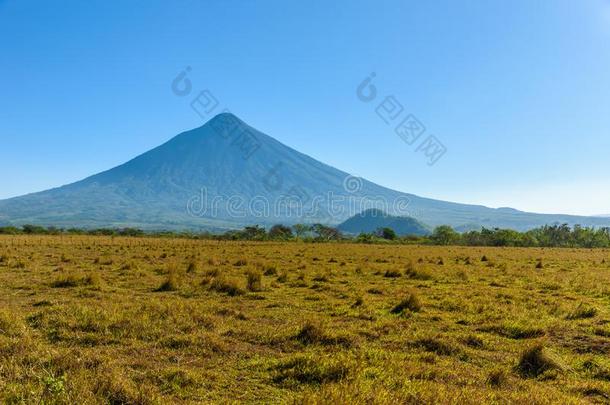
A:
2 0 610 215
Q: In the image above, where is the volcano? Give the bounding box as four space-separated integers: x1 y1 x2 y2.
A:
1 113 609 231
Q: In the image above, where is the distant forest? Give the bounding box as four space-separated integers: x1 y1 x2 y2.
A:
2 223 610 248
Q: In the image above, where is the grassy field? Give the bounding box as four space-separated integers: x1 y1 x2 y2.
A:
1 236 610 404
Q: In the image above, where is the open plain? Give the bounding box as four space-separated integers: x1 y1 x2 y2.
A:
1 236 610 404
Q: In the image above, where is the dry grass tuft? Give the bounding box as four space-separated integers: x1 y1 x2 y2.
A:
515 343 561 378
50 273 81 288
404 261 432 280
155 264 182 292
210 276 244 296
273 355 351 386
383 269 402 278
566 303 597 320
245 269 263 292
391 291 422 314
486 368 508 387
294 321 352 347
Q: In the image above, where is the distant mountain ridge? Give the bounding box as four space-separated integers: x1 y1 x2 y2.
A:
338 209 430 236
1 113 609 231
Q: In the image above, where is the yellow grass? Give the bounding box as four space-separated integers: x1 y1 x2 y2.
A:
1 235 610 403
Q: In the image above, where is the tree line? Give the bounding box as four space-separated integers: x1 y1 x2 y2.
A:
2 223 610 248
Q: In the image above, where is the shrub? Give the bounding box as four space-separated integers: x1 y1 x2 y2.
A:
246 269 263 292
515 343 561 378
268 224 294 240
391 291 422 314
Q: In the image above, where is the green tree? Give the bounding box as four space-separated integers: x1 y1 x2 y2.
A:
430 225 460 245
376 227 397 240
311 224 342 241
292 224 311 239
268 224 293 240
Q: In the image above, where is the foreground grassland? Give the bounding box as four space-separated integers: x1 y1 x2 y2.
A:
1 236 610 404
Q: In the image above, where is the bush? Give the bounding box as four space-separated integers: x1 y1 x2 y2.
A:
268 224 293 240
